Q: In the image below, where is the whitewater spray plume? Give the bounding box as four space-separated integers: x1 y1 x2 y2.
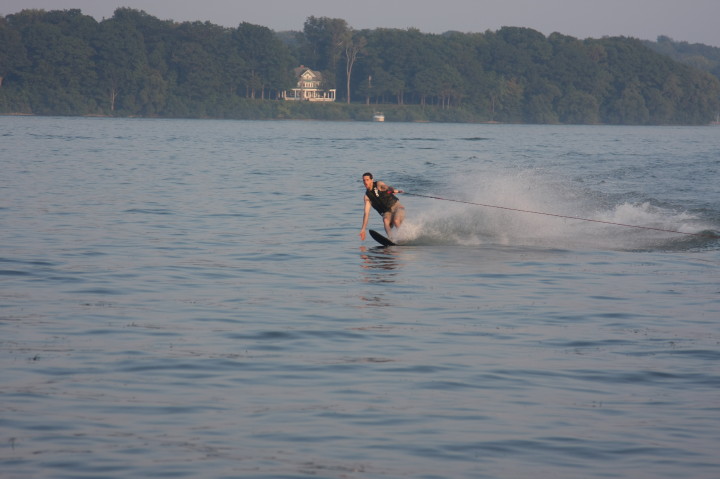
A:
396 170 718 250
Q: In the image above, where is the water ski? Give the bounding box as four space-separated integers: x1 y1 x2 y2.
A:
369 229 396 246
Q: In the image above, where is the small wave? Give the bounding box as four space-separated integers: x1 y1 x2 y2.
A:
29 133 96 141
72 288 123 295
124 208 174 215
0 269 31 276
400 137 444 141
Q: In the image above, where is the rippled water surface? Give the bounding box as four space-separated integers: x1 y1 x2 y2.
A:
1 117 719 478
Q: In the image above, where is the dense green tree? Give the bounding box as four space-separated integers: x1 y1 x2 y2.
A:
234 22 294 99
548 33 609 98
524 79 561 123
1 8 718 123
93 10 154 113
357 28 427 105
300 16 349 91
170 21 230 108
0 17 28 89
610 83 650 124
8 9 99 114
646 36 720 79
557 90 600 124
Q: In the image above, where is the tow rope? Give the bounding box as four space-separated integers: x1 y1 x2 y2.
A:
402 192 718 239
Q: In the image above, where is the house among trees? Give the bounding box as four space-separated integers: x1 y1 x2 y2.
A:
281 66 336 102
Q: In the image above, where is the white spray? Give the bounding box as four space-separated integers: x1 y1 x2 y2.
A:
395 170 715 250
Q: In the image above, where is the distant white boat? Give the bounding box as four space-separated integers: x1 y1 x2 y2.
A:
372 112 385 122
712 113 720 125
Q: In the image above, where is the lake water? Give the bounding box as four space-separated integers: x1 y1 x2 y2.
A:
1 116 719 479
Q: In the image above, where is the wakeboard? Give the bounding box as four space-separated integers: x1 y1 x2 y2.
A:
369 229 396 246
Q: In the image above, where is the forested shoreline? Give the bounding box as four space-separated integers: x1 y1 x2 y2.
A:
1 8 719 124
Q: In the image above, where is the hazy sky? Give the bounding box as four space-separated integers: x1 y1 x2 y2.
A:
3 0 719 47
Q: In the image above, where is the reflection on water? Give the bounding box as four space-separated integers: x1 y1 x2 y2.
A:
358 245 403 307
359 245 402 278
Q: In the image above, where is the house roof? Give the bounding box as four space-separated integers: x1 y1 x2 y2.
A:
293 66 323 81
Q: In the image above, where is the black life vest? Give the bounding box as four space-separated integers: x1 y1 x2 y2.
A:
366 181 398 215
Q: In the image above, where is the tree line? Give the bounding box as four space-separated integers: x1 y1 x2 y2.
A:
1 8 719 124
644 36 720 80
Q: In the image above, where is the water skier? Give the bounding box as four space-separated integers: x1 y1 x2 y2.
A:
360 172 405 241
